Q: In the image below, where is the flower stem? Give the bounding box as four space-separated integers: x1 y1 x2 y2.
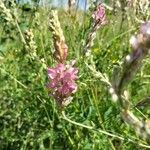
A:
61 111 150 149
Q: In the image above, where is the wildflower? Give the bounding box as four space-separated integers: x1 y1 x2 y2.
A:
48 10 78 107
92 4 106 24
84 4 107 56
47 62 78 107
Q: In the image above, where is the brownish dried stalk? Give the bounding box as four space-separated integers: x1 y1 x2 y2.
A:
111 22 150 139
49 10 68 63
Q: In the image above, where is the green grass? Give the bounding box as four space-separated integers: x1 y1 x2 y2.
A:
0 1 150 149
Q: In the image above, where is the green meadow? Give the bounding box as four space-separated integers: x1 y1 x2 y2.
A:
0 1 150 149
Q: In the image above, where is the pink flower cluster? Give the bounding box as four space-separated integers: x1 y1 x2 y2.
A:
92 4 106 24
47 63 78 106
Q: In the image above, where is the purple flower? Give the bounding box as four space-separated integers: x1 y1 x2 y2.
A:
140 22 150 35
139 22 150 49
47 62 78 106
92 4 106 24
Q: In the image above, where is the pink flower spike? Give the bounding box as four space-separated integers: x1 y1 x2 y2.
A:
47 61 78 107
92 4 106 23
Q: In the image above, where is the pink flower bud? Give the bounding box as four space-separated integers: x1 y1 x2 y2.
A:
92 4 106 24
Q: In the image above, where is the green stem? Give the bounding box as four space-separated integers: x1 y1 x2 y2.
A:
15 20 26 45
61 111 150 149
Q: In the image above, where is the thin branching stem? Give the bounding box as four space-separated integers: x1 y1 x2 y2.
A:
61 111 150 149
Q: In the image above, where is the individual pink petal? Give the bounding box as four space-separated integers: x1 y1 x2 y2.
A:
56 63 65 73
61 85 70 95
68 83 77 93
47 68 56 79
65 68 78 79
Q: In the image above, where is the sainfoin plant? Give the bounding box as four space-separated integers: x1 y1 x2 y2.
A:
47 62 78 106
47 10 78 107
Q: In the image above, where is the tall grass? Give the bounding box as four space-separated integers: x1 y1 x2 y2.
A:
0 0 150 149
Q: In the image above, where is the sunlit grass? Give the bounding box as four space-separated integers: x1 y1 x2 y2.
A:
0 1 150 149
